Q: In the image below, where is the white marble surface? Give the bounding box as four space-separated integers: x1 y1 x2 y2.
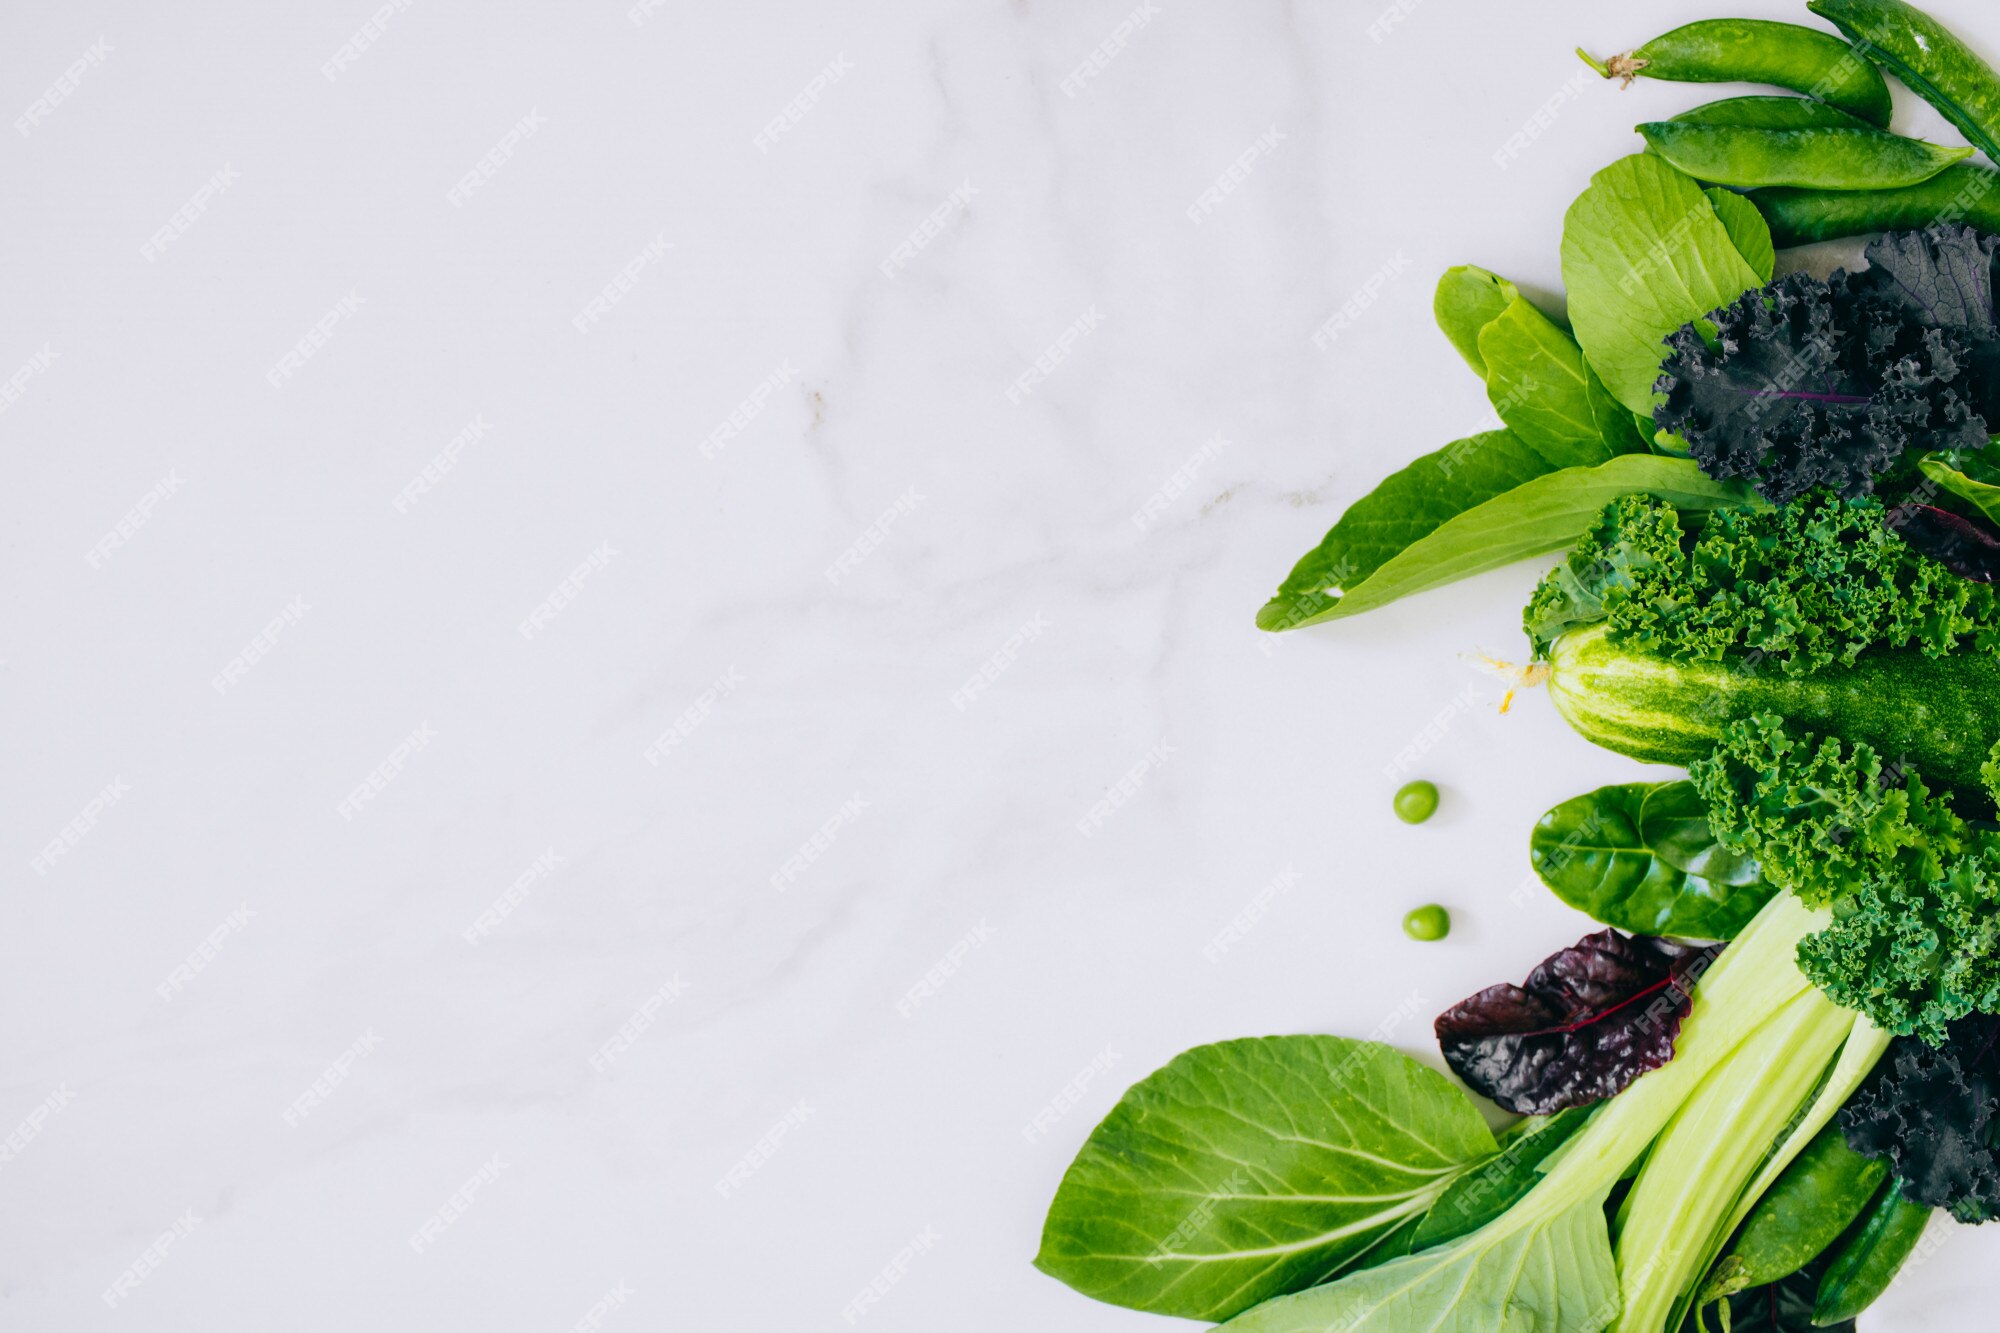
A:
6 1 1997 1328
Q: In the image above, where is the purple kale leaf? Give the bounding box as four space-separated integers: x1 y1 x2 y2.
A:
1434 929 1719 1115
1841 1014 2000 1224
1852 224 2000 330
1656 226 2000 505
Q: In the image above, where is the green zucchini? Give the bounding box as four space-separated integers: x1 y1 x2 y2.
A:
1546 624 2000 796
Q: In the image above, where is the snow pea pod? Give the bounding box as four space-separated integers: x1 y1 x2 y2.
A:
1709 1123 1886 1296
1813 1179 1932 1323
1751 163 2000 244
1637 122 1971 190
1670 94 1872 132
1812 0 2000 164
1581 19 1892 126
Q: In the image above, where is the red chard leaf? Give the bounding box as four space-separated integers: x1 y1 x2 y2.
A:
1435 929 1719 1115
1886 502 2000 583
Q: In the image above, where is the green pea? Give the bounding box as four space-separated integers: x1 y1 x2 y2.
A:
1403 905 1450 942
1579 19 1892 127
1670 95 1873 132
1813 0 2000 164
1752 162 2000 245
1392 780 1439 824
1637 122 1972 191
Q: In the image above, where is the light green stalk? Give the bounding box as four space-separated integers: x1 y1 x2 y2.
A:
1611 987 1856 1330
1670 1016 1893 1327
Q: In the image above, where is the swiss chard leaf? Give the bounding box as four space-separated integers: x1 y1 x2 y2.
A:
1408 1106 1595 1251
1033 1036 1498 1321
1478 298 1649 468
1218 1188 1618 1332
1530 781 1775 941
1435 929 1720 1115
1434 265 1520 378
1257 453 1752 631
1561 153 1765 417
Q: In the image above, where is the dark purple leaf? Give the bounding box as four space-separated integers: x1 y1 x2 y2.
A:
1887 503 2000 583
1841 1014 2000 1223
1435 929 1719 1115
1657 225 2000 504
1852 224 2000 332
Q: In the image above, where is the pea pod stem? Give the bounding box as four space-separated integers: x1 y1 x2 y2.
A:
1575 47 1615 80
1582 19 1892 125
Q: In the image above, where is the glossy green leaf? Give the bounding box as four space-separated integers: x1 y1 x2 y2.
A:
1706 186 1776 281
1434 265 1520 378
1258 452 1755 632
1033 1036 1498 1322
1478 300 1648 469
1920 451 2000 526
1562 154 1766 415
1220 1188 1618 1332
1530 781 1775 940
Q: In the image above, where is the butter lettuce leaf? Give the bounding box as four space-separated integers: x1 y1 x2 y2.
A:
1561 154 1765 417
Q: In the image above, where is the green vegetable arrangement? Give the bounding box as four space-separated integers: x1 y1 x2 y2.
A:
1035 3 2000 1329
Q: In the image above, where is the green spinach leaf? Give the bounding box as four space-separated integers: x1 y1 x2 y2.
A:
1220 1188 1618 1332
1562 154 1766 417
1434 265 1520 378
1258 453 1755 631
1479 298 1649 468
1530 781 1775 940
1033 1036 1497 1322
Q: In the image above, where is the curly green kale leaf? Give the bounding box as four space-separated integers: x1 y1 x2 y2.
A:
1691 717 2000 1043
1841 1015 2000 1223
1655 226 2000 504
1525 492 2000 669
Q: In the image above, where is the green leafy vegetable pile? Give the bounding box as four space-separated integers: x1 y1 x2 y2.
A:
1526 491 2000 667
1039 2 2000 1328
1694 716 2000 1041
